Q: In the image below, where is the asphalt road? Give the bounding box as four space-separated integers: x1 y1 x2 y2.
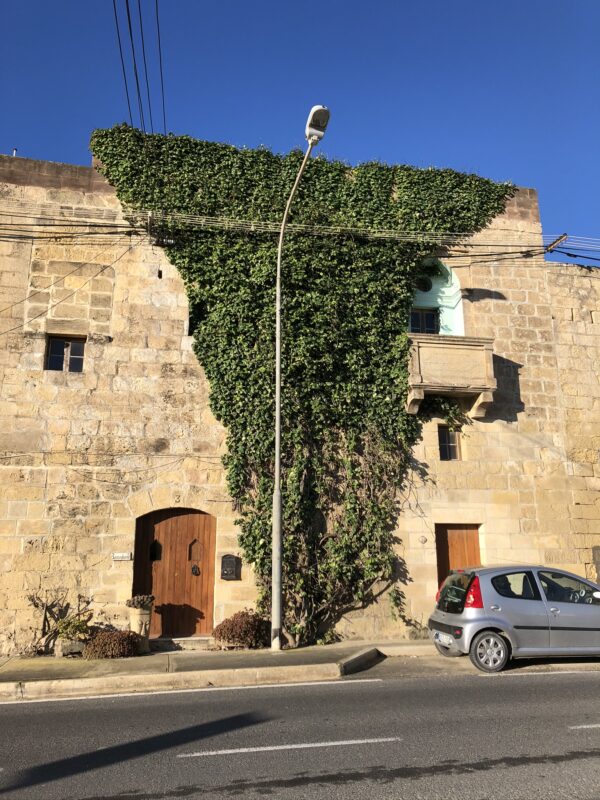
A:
2 657 600 799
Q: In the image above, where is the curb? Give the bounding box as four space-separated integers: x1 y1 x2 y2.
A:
0 663 341 703
378 643 433 658
337 647 382 676
0 642 436 702
337 642 434 674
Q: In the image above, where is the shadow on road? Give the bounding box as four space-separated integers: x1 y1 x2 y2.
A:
0 712 266 796
53 746 600 798
181 747 600 798
502 656 600 672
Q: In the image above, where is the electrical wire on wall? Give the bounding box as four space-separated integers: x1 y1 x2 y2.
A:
0 238 143 337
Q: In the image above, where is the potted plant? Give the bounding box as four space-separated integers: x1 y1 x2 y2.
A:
126 595 155 654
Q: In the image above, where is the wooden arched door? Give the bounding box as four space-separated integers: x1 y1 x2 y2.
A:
133 508 216 637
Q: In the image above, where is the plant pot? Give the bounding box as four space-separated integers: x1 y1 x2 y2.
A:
54 638 85 658
128 606 153 654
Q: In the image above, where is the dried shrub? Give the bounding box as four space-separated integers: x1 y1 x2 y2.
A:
213 610 269 649
26 591 93 654
83 630 139 660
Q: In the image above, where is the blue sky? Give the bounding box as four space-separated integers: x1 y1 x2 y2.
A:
2 1 599 248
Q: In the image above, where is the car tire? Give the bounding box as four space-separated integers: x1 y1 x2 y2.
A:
434 641 463 657
469 630 510 673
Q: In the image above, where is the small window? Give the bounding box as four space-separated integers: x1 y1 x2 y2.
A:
409 308 439 334
149 540 162 561
45 336 85 373
438 426 460 461
492 572 541 601
538 571 600 605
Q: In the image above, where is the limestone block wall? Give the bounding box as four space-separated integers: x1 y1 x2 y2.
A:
547 264 600 570
1 156 598 651
338 190 600 638
0 156 255 655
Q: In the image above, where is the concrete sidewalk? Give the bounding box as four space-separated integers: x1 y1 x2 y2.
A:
0 640 433 702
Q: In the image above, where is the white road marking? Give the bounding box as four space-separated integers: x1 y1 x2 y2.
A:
0 678 382 706
569 724 600 729
178 736 402 758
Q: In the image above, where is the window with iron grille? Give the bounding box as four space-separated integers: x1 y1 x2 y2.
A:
438 425 460 461
45 336 86 373
409 308 439 334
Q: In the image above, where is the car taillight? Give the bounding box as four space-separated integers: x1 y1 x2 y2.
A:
435 587 441 603
464 576 483 609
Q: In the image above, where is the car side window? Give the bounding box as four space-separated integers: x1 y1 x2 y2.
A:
491 572 540 601
538 571 600 605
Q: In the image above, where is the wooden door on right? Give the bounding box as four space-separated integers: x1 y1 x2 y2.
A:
435 524 481 586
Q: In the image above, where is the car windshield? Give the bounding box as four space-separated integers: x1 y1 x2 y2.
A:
437 572 474 614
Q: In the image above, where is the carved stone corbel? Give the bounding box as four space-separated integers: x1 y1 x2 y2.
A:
469 391 494 419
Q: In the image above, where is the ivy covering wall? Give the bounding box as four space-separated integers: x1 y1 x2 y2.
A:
91 125 514 644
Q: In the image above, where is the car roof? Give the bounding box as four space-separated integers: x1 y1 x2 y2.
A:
452 565 544 575
452 565 598 584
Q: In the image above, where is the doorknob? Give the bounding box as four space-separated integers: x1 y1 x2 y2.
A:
489 605 500 611
549 607 560 614
191 564 200 576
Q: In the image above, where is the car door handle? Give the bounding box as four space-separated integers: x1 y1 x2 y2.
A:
549 607 560 614
489 605 501 611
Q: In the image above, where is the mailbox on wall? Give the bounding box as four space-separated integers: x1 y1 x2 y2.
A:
221 554 242 581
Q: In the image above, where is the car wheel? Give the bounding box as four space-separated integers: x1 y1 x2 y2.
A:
434 641 462 657
469 631 510 673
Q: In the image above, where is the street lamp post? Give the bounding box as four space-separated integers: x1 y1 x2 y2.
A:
271 105 330 651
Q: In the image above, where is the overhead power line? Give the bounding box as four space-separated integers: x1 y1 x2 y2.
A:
2 198 600 251
124 0 146 131
112 0 133 126
2 202 600 261
555 249 600 264
137 0 154 133
137 208 553 246
0 451 223 460
155 0 167 134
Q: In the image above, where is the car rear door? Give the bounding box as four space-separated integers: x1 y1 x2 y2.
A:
487 571 550 653
536 570 600 652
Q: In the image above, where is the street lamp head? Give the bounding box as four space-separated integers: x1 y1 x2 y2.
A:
305 105 330 144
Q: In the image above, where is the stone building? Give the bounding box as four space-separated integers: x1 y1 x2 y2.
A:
0 154 598 653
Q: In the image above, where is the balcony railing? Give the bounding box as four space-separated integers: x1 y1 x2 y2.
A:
406 334 497 419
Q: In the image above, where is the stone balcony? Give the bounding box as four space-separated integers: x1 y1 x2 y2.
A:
406 334 497 419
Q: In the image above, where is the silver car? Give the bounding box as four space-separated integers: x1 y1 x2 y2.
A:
428 565 600 673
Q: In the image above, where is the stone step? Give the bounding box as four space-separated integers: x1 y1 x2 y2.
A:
150 636 215 652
